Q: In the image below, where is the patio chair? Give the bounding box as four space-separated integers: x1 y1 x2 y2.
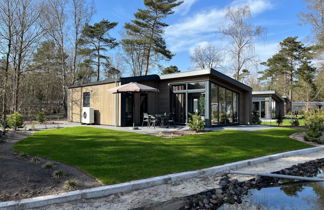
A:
150 115 157 128
142 113 150 127
167 113 175 127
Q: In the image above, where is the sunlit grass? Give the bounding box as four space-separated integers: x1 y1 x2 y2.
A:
14 127 310 185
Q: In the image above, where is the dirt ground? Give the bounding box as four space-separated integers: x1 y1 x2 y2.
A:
0 131 101 202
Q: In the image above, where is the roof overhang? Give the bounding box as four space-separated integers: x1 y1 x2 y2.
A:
252 91 284 102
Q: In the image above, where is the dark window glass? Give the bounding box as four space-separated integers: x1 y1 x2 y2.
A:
219 87 226 124
83 92 90 107
233 92 238 123
211 83 219 125
226 89 233 123
261 101 266 118
172 84 186 91
187 82 205 89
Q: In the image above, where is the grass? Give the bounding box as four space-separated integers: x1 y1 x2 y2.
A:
14 127 311 185
261 119 305 126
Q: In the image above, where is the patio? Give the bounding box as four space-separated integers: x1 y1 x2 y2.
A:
24 121 276 135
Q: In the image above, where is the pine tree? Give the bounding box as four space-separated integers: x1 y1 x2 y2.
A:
259 37 314 102
162 65 180 74
79 20 118 81
122 0 183 76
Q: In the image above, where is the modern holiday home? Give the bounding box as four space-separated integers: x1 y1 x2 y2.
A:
68 68 252 127
252 91 284 119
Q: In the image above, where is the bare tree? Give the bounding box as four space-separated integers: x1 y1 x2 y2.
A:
300 0 324 44
0 0 18 130
300 0 324 101
122 38 147 76
11 0 43 112
190 44 222 69
221 6 263 81
41 0 69 116
71 0 94 84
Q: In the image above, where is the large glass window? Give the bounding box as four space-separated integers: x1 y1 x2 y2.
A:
233 92 238 123
211 84 219 125
219 87 226 124
211 82 239 125
272 101 276 118
171 93 186 124
261 101 266 118
83 92 90 107
226 89 233 123
188 82 205 89
172 84 186 91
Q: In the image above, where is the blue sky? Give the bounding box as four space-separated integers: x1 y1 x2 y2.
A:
92 0 312 76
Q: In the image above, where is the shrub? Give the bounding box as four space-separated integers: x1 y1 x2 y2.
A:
42 162 53 169
290 119 300 126
251 111 261 125
64 180 78 189
19 152 27 158
36 112 47 124
7 113 24 131
31 156 40 163
188 113 205 132
276 111 283 126
52 170 64 179
304 110 324 143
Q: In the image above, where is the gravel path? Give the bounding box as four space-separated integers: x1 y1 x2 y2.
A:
0 131 101 202
36 148 324 210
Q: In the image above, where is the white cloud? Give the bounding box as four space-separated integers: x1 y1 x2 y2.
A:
165 0 273 53
174 0 199 15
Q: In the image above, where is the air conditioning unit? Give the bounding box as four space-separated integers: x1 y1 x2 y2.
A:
82 107 94 124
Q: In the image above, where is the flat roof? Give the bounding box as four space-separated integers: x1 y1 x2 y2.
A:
293 102 324 105
68 68 252 92
252 91 276 95
160 68 252 91
252 91 284 102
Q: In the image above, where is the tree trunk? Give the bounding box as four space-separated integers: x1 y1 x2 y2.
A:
97 40 101 81
1 39 11 131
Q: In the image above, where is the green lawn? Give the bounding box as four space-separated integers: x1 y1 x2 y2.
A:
261 119 305 126
14 127 310 185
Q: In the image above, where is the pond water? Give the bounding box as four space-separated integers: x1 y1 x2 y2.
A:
221 168 324 210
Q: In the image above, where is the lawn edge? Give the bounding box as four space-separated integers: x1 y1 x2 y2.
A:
1 146 324 209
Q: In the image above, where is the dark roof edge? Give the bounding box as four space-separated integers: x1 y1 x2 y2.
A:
210 68 252 92
68 75 161 89
120 74 160 84
68 78 120 89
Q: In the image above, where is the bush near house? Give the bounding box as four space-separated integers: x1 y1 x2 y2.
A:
188 113 205 132
276 111 283 126
251 111 261 125
7 113 24 131
304 110 324 144
36 112 47 124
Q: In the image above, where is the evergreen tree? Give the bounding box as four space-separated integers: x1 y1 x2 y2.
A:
259 37 314 102
122 0 183 76
162 65 180 74
79 20 118 81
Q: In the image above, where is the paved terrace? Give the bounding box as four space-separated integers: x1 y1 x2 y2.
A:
24 121 275 134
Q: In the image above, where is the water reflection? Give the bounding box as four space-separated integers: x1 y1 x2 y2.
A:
222 168 324 210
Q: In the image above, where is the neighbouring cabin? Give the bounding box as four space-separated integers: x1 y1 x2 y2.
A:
292 102 324 112
252 91 285 120
68 68 252 127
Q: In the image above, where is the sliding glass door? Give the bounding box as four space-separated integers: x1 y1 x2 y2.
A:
171 82 206 124
211 82 239 125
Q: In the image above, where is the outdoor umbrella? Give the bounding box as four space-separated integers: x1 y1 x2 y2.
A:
108 82 159 94
108 82 159 129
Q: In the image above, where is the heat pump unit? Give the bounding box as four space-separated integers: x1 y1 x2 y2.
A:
82 107 94 124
